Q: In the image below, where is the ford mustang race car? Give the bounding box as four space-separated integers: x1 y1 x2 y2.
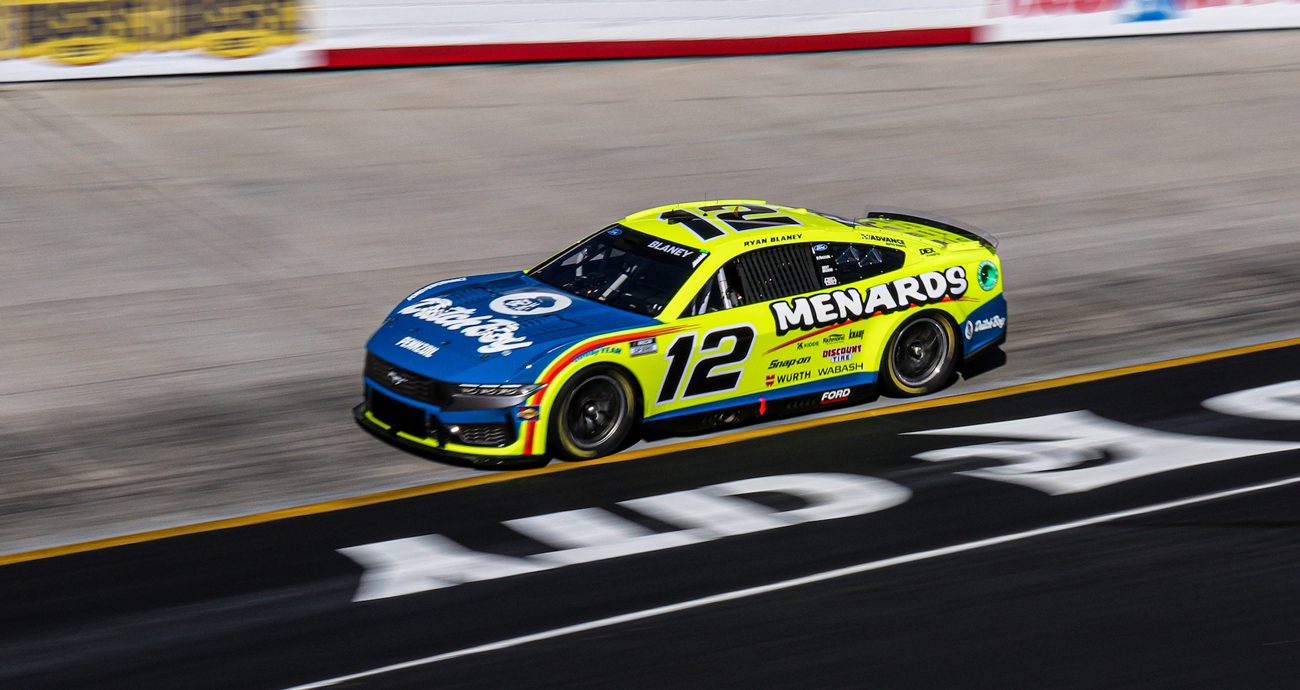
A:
355 201 1006 466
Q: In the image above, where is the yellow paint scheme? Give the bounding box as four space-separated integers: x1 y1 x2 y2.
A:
513 201 1004 458
363 201 1002 459
367 409 530 458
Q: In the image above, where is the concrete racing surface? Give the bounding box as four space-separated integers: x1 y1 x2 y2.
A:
1 343 1297 688
1 32 1299 552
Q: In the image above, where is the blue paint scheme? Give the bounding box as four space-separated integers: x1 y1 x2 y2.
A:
646 371 878 422
367 271 659 384
960 293 1008 357
366 378 523 431
1121 0 1179 22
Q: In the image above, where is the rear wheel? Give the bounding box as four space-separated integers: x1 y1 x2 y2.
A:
550 367 638 460
880 312 958 397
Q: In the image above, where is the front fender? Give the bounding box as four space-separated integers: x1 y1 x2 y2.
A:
522 325 687 456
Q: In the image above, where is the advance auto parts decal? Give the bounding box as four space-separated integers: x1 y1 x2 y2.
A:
770 267 968 336
0 0 300 66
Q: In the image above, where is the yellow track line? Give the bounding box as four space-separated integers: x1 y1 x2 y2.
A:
3 336 1297 568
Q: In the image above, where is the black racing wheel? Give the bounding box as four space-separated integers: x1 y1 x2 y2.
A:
880 312 958 397
550 366 638 460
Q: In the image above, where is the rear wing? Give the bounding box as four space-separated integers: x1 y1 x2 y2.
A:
856 207 999 252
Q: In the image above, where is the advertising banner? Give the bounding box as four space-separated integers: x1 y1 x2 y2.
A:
1 0 1297 82
0 0 315 81
982 0 1300 42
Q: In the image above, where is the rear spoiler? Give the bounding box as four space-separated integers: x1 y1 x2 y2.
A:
856 207 999 251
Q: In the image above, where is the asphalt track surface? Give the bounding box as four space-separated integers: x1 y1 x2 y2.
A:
1 342 1297 688
2 32 1300 553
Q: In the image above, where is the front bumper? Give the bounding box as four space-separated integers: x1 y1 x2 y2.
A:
353 403 546 469
358 351 550 465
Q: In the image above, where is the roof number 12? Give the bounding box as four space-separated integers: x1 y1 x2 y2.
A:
659 204 800 241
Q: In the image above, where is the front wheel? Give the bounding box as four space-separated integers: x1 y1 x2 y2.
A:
549 367 638 460
879 312 958 397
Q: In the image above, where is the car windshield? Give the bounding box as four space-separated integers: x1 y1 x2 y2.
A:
529 225 706 317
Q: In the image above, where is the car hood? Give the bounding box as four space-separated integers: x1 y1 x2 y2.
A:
367 271 660 383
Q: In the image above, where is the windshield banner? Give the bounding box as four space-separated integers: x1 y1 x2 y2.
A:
982 0 1300 42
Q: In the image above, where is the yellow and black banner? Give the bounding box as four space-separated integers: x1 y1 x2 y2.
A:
0 0 300 65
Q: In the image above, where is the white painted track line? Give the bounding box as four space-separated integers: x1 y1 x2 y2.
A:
283 474 1300 689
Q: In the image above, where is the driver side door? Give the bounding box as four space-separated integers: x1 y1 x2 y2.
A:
646 242 824 418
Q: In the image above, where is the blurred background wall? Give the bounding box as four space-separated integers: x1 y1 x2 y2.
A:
2 0 1298 81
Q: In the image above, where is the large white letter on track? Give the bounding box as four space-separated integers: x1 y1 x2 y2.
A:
911 411 1300 495
1203 380 1300 421
339 535 544 601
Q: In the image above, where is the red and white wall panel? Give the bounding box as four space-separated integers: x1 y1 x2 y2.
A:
0 0 1297 82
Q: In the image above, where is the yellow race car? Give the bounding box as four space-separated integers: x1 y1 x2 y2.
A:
355 201 1006 466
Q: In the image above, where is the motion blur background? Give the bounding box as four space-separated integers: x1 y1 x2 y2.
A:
2 0 1299 554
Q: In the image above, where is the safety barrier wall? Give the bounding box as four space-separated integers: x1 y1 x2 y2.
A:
0 0 316 80
315 0 978 68
1 0 1298 81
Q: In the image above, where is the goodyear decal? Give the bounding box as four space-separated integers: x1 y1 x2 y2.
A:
574 345 623 361
0 0 300 66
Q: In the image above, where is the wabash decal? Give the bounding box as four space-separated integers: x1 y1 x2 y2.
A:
769 267 968 336
818 362 865 376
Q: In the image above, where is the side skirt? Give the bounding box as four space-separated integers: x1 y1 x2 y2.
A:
643 383 878 437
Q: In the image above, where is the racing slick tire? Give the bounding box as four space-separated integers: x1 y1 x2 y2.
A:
879 311 958 397
550 366 638 460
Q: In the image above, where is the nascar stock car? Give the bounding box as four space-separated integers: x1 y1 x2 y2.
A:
355 201 1006 466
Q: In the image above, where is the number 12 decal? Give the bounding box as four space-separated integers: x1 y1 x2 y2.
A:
657 325 756 403
659 204 800 242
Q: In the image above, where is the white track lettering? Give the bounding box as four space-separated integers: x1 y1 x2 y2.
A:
911 411 1300 495
339 473 909 601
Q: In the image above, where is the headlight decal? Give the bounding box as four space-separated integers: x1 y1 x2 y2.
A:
457 383 545 397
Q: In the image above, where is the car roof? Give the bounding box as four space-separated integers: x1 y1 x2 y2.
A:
618 200 894 251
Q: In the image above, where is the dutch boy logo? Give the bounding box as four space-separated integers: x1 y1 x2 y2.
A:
398 298 534 354
964 314 1006 340
489 292 573 316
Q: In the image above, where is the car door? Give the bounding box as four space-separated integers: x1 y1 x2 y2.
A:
645 241 825 419
795 239 909 383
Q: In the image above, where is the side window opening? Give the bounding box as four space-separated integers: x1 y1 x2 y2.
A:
690 263 746 315
814 242 905 287
733 243 820 303
688 243 822 315
530 225 703 317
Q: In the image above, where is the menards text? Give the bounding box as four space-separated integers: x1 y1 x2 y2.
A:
770 267 968 336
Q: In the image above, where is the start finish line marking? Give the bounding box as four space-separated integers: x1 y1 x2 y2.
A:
282 474 1300 690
